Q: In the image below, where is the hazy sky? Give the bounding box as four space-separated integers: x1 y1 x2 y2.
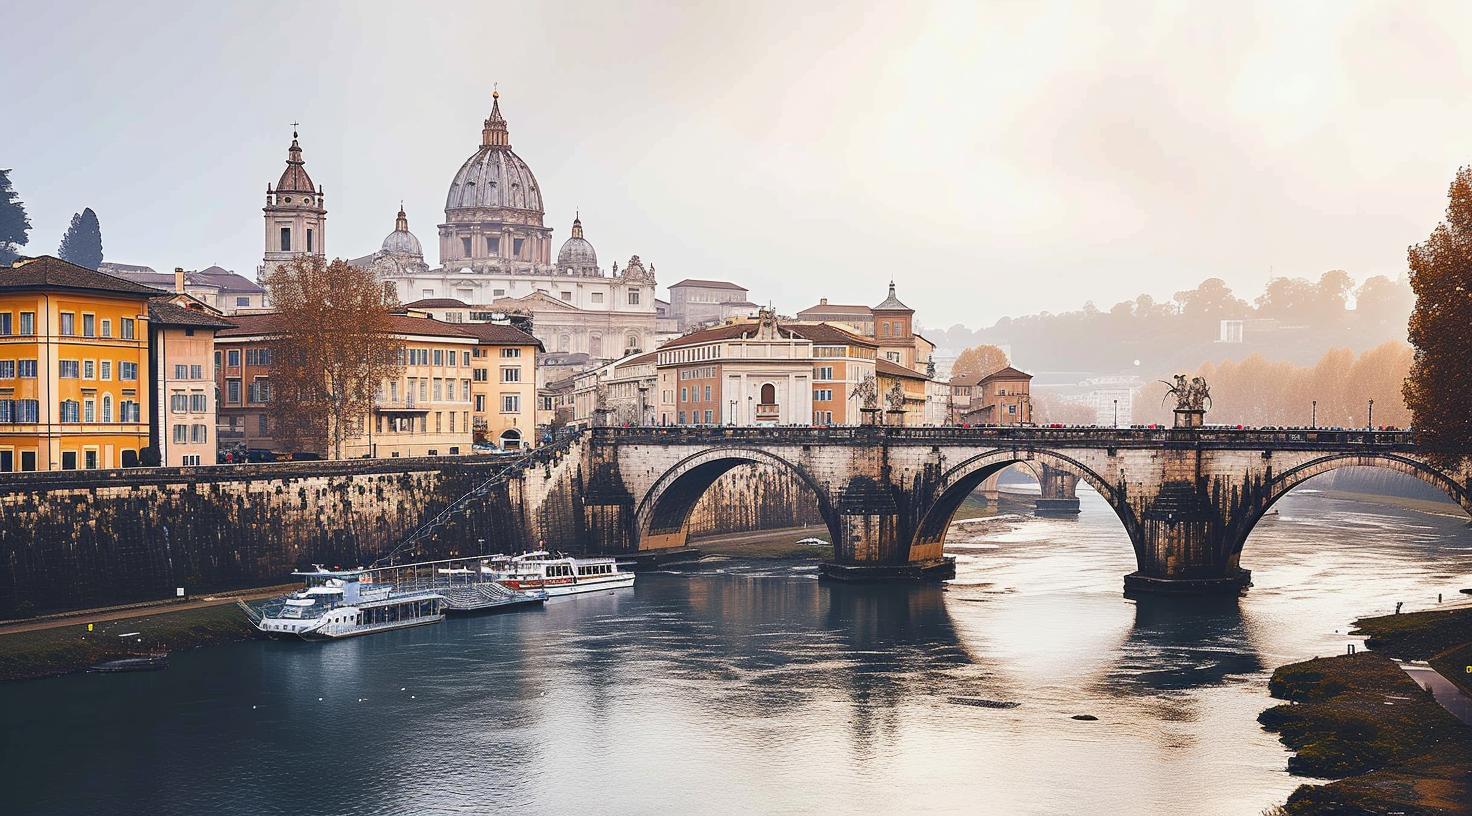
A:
6 1 1472 327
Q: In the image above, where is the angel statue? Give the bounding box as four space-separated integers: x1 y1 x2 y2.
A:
850 374 879 410
1160 374 1191 411
886 380 907 412
1188 376 1212 412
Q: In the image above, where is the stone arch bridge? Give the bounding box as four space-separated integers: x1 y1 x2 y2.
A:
544 426 1472 594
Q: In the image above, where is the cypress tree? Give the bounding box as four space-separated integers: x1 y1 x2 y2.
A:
0 169 30 266
57 207 104 269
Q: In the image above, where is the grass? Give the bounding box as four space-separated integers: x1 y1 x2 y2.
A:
1259 653 1472 815
1354 606 1472 696
691 526 835 560
0 603 258 682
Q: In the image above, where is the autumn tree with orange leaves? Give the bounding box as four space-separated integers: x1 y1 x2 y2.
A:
951 344 1010 382
1404 167 1472 462
263 256 404 459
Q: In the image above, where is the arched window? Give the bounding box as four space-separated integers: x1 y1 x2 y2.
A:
590 334 603 357
558 334 570 352
760 383 776 404
102 394 113 423
499 428 522 451
626 335 639 352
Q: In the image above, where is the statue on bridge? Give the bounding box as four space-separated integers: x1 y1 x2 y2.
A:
1161 374 1211 427
851 374 879 411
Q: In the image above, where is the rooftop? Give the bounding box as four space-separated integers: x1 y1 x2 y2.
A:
787 322 878 348
146 299 237 330
453 321 544 350
669 278 748 291
980 365 1034 383
404 298 472 309
876 358 928 380
0 256 167 297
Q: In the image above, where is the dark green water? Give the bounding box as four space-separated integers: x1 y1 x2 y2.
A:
3 489 1471 815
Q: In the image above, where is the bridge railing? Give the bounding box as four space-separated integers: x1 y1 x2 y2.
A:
587 424 1417 449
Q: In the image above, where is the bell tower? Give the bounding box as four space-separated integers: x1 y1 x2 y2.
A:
261 127 327 281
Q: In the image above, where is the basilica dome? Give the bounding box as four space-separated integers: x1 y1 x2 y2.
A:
444 92 543 216
381 206 423 257
556 215 598 275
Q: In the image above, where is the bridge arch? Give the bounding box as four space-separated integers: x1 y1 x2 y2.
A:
910 447 1142 562
634 446 842 552
1227 452 1472 555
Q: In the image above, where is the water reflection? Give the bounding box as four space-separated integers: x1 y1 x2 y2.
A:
1110 595 1264 691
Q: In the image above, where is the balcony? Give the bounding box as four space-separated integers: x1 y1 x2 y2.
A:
374 396 426 414
754 403 780 422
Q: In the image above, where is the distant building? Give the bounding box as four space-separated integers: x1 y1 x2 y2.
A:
260 129 327 283
960 366 1034 425
571 350 659 427
0 256 158 470
795 298 874 336
667 279 752 330
454 321 541 449
655 309 813 426
101 264 267 314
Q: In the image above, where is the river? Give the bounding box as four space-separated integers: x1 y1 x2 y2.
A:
3 487 1471 816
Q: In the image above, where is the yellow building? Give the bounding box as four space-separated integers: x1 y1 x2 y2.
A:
457 322 541 449
0 256 160 470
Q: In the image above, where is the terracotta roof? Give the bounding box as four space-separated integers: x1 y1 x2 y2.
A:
454 321 544 350
669 279 748 291
217 312 477 341
104 264 265 294
0 256 167 297
619 350 659 366
979 365 1033 383
657 322 763 350
192 266 265 294
215 312 285 338
787 322 878 348
147 299 237 330
404 298 471 308
876 358 927 380
797 302 871 315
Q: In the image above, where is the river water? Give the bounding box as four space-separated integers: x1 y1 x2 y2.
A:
3 487 1471 816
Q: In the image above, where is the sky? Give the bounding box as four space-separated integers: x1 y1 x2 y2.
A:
5 0 1472 328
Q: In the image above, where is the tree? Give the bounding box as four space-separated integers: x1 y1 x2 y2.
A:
951 344 1009 382
1404 167 1472 461
57 208 103 269
263 256 404 459
0 169 30 265
1172 277 1248 320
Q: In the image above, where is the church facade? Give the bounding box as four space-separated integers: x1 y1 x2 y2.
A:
354 91 658 363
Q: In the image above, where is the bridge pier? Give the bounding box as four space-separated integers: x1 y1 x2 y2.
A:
1034 463 1081 515
1123 480 1252 596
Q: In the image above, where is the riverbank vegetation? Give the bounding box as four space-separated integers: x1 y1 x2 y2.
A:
0 604 257 682
1354 606 1472 696
1260 653 1472 815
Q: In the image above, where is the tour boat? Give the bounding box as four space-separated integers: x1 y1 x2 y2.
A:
481 551 635 596
248 567 447 640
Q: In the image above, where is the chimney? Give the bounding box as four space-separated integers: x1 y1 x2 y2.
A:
820 298 828 305
174 267 186 294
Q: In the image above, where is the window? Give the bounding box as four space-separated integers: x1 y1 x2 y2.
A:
463 351 471 366
474 395 485 411
248 379 271 403
461 380 471 401
61 451 77 470
236 296 250 307
560 291 572 301
447 351 457 368
83 360 94 379
591 292 604 304
501 394 520 413
227 349 240 367
190 364 203 380
704 385 711 401
246 348 273 366
0 361 11 379
191 424 208 443
461 237 472 257
227 379 241 404
182 455 201 466
120 318 135 340
102 395 112 423
171 393 188 413
433 349 443 366
190 393 207 412
512 237 524 257
280 227 291 251
100 319 111 337
18 360 36 378
501 367 521 383
59 313 75 336
59 360 80 379
214 350 221 371
473 368 487 382
60 400 80 423
760 383 776 404
680 387 687 403
816 366 834 380
82 314 95 337
500 348 520 358
120 361 138 380
175 364 188 379
258 414 269 433
816 389 833 401
433 379 443 401
19 312 34 336
485 236 499 255
493 288 506 297
306 228 314 253
83 399 95 423
0 314 9 335
173 424 188 443
120 400 140 422
704 410 713 424
627 288 640 305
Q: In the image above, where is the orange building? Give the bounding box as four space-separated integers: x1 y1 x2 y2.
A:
0 256 159 470
788 323 877 425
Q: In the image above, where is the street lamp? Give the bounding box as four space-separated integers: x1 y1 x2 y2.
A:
1311 400 1317 429
1113 399 1118 429
1368 398 1374 430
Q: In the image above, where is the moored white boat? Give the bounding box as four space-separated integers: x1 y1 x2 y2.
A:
482 551 635 597
250 567 446 640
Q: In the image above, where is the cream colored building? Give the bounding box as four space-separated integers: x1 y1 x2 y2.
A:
655 310 813 426
456 322 541 449
148 292 234 466
572 350 658 428
356 315 478 458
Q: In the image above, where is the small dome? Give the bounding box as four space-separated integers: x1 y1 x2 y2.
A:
557 215 598 274
381 206 423 257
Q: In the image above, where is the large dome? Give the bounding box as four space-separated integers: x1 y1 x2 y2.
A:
556 216 598 274
444 92 543 215
381 206 423 257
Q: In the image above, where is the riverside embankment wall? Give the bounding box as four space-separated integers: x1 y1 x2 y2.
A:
0 438 820 617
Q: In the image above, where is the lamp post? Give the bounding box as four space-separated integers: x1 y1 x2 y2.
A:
1113 399 1118 429
1368 398 1374 430
1311 400 1317 429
